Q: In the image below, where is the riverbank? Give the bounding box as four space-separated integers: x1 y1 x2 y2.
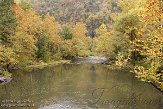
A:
0 60 70 77
24 60 71 70
103 63 163 93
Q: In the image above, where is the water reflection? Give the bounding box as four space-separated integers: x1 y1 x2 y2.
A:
90 66 96 87
0 63 162 109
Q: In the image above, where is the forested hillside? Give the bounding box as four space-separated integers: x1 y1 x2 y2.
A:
21 0 121 37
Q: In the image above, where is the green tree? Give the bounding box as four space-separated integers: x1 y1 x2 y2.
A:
114 11 140 41
60 25 73 40
114 0 146 64
36 32 51 62
93 24 115 57
0 0 17 44
20 1 33 11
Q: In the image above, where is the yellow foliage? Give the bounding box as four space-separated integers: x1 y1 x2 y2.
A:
93 23 113 57
115 52 130 67
0 45 18 69
133 0 163 88
93 34 114 57
11 30 37 55
73 23 87 39
12 4 62 61
12 4 42 34
96 23 108 36
61 37 91 58
14 0 21 4
118 0 146 13
41 14 62 49
73 22 91 45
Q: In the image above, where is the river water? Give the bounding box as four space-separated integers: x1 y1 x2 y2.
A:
0 63 162 109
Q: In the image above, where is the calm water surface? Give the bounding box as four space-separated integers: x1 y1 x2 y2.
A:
0 63 162 109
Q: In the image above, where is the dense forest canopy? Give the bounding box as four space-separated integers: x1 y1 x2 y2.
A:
27 0 121 22
20 0 121 37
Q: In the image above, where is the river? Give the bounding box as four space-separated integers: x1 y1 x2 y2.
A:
0 63 162 109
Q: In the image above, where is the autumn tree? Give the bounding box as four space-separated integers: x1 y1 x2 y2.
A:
0 45 18 70
73 23 87 39
92 24 115 57
12 4 62 62
96 23 108 36
113 0 148 66
60 23 91 58
11 4 40 64
73 23 91 46
11 30 37 65
72 23 91 57
133 0 163 88
41 14 61 51
12 3 42 35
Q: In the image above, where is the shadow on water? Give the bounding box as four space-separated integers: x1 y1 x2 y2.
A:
90 66 96 85
0 63 162 109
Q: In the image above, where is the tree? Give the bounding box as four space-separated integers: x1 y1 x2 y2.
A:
113 0 147 65
72 23 91 56
133 0 163 86
0 45 18 70
0 0 17 44
60 25 73 40
11 30 37 65
92 24 114 57
73 23 87 39
20 1 33 11
96 23 108 36
36 32 51 61
114 11 140 41
73 23 91 46
41 14 61 52
12 4 42 35
12 4 62 62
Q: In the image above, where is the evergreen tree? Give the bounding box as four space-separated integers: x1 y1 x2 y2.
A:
0 0 17 44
